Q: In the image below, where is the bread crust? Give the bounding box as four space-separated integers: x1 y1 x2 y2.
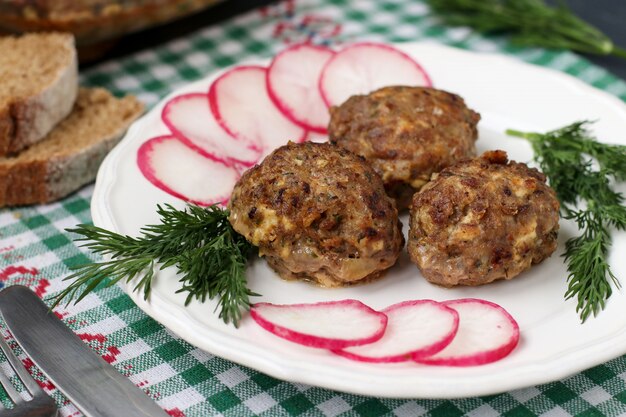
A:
0 126 124 206
0 33 78 156
0 88 143 207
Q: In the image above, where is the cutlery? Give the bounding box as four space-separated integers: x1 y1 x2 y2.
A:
0 327 58 417
0 286 169 417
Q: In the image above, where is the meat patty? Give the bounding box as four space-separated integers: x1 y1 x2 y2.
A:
328 86 480 210
407 150 560 287
229 141 404 287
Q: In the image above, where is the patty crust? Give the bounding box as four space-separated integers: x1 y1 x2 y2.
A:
328 86 480 210
229 141 404 287
408 150 560 287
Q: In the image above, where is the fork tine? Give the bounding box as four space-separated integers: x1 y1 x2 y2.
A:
0 335 41 396
0 363 21 405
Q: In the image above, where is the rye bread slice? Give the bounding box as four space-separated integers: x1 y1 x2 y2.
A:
0 88 143 207
0 32 78 156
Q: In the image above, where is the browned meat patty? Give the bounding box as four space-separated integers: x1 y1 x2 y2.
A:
328 86 480 210
408 150 560 287
229 141 404 287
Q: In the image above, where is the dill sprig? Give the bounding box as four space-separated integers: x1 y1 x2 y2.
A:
507 121 626 322
52 204 258 326
426 0 626 59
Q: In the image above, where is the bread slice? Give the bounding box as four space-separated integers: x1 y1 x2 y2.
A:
0 32 78 156
0 88 143 207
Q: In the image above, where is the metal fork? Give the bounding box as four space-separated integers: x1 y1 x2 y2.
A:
0 334 58 417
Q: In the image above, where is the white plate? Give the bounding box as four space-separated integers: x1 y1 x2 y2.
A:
91 42 626 399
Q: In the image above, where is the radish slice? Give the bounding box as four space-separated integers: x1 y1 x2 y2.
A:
137 135 239 206
267 44 335 133
250 300 388 349
320 42 432 107
209 65 307 158
162 93 261 167
334 300 459 363
415 299 520 366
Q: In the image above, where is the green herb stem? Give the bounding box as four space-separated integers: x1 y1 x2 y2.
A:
613 46 626 60
426 0 626 59
52 204 257 326
507 121 626 322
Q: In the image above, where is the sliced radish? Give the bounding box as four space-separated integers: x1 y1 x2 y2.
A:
334 300 459 363
250 300 388 349
137 135 239 206
267 44 335 133
209 65 307 158
320 42 432 107
415 299 520 366
162 93 261 167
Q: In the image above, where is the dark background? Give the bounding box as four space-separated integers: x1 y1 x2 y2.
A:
554 0 626 80
84 0 626 82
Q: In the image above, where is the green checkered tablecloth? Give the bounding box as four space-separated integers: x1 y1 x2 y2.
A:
2 0 626 416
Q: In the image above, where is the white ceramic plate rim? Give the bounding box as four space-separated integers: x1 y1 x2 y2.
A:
92 42 626 399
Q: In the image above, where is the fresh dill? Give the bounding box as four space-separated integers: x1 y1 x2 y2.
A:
52 204 258 326
507 121 626 322
426 0 626 59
